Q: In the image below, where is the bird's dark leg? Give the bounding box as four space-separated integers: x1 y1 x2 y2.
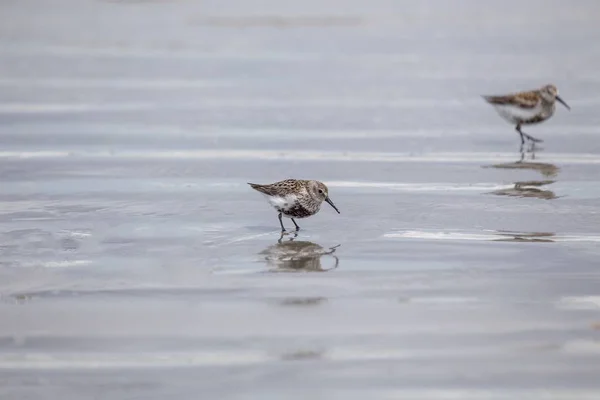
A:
291 218 300 231
516 124 543 144
515 124 525 146
278 213 286 232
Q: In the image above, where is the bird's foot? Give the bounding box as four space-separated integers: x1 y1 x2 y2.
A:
524 134 543 143
278 231 297 243
525 138 544 154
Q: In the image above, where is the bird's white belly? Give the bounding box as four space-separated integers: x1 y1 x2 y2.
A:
266 195 297 218
492 103 542 124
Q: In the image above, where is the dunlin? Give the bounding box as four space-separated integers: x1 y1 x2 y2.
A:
248 179 340 232
483 84 570 145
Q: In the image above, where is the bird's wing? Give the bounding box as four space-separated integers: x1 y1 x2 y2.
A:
248 183 277 196
248 179 301 196
482 91 540 109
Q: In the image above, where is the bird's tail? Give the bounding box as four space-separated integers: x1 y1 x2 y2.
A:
247 182 270 195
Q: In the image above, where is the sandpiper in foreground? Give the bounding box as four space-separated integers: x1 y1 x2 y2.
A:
482 84 570 146
248 179 340 232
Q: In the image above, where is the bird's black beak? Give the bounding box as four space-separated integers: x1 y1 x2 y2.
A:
556 95 571 110
325 197 340 214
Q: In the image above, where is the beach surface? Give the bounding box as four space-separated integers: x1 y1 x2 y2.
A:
1 1 600 398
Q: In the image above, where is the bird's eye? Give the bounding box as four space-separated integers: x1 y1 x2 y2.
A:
318 189 323 194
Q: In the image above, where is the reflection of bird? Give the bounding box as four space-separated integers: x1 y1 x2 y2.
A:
483 84 570 146
489 180 558 200
259 238 340 272
248 179 340 233
485 150 560 177
493 231 555 243
485 151 560 199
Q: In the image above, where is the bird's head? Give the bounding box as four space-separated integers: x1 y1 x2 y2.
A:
541 84 570 110
308 180 340 214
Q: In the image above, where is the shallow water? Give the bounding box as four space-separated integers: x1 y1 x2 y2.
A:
2 0 600 399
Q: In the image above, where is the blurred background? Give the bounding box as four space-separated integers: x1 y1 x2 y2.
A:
1 1 600 399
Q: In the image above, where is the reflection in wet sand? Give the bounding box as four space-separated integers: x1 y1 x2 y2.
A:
492 231 555 243
280 349 325 361
489 180 558 200
259 236 340 272
385 230 565 243
484 150 560 177
484 151 560 199
279 297 328 306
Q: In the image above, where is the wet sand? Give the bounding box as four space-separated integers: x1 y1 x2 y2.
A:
2 0 600 399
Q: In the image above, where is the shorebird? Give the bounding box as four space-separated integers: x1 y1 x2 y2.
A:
248 179 340 232
483 84 570 146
